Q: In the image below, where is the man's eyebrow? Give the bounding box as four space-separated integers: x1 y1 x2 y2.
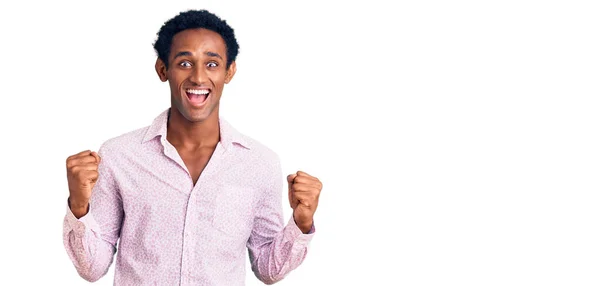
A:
206 51 223 60
173 51 192 59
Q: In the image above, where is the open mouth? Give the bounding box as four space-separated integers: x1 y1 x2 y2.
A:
185 88 210 106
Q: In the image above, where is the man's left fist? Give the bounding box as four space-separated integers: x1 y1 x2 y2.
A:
287 171 322 234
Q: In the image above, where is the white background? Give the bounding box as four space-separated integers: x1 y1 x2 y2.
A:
0 0 599 285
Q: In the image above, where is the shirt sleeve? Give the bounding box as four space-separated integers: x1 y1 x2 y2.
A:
246 156 316 284
62 146 123 282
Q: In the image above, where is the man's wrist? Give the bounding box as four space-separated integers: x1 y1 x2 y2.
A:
68 197 90 219
295 219 313 234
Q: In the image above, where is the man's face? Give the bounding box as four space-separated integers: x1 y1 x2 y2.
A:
156 28 236 123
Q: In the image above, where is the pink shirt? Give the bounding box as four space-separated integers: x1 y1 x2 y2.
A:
63 109 314 285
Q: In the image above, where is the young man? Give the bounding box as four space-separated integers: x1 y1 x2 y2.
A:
63 10 322 285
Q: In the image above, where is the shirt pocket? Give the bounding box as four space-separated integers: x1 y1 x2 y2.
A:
212 185 255 239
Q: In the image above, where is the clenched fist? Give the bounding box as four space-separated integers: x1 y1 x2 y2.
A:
287 171 322 234
66 150 101 218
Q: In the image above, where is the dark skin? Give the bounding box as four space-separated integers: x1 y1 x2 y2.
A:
66 28 322 233
154 28 236 185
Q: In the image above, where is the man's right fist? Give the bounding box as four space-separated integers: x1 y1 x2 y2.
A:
66 150 101 218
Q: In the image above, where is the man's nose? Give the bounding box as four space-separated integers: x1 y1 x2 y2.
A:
189 66 207 85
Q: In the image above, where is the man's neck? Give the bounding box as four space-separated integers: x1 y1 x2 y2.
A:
166 108 220 149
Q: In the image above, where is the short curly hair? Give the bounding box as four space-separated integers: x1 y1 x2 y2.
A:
153 10 239 69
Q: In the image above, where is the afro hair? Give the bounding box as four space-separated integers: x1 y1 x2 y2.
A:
153 10 239 69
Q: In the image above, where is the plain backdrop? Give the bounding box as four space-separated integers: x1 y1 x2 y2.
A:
0 0 599 285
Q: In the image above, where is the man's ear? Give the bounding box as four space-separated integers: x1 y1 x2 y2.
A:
224 61 237 84
155 58 168 82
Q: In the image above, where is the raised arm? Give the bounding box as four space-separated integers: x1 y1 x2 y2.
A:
247 158 321 284
63 148 123 282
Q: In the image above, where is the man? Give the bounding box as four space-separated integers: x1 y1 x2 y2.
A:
63 10 322 285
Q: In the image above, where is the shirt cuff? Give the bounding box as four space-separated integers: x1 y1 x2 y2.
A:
284 216 315 245
65 200 99 238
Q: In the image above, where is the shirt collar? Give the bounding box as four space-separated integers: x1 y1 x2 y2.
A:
141 108 251 151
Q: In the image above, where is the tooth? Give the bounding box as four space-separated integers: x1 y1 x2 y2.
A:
187 89 209 94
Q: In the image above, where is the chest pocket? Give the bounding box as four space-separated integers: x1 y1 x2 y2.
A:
212 185 255 239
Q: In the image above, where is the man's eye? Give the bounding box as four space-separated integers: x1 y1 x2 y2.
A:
207 62 218 68
179 61 192 67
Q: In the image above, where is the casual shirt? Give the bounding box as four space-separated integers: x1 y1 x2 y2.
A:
63 109 314 285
